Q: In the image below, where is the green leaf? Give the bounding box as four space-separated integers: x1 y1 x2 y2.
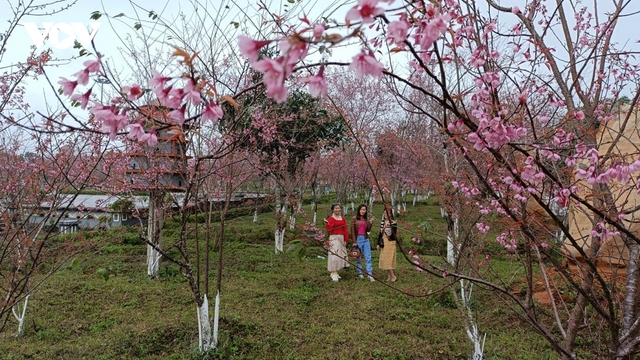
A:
113 13 125 18
96 268 110 281
231 21 239 29
90 11 102 20
148 11 158 20
134 23 142 30
287 0 295 3
418 221 433 231
297 245 306 259
69 258 79 270
73 40 82 49
319 45 326 54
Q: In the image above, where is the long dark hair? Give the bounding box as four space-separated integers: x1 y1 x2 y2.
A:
355 204 368 221
383 204 394 221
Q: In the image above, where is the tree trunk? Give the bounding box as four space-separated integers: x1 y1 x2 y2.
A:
11 294 29 337
147 191 163 278
275 228 285 254
212 290 221 349
617 242 640 357
197 294 213 352
446 212 459 266
274 187 286 253
312 201 317 224
459 280 485 359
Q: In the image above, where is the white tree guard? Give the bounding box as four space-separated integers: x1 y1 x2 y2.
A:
213 291 220 349
197 294 213 353
11 294 30 337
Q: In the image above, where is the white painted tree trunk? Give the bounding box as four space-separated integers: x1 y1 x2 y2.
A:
275 228 285 253
402 202 407 212
274 188 286 253
212 290 220 349
147 193 163 278
197 294 213 353
447 215 460 266
11 294 30 337
312 201 317 224
253 209 258 222
351 201 354 211
289 214 296 230
460 280 485 359
413 190 417 207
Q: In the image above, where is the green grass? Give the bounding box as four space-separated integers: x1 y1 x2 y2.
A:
0 199 559 359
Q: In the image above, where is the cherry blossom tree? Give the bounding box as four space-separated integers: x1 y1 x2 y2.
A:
0 127 113 336
225 88 346 252
239 0 640 358
0 0 122 337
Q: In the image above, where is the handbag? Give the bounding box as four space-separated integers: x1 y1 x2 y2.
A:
348 244 361 259
377 232 384 248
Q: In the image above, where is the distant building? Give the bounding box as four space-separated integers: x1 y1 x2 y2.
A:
29 194 149 231
125 126 190 192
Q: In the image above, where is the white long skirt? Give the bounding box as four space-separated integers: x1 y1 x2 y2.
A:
327 234 348 271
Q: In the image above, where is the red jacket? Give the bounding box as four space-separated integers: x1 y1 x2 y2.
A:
325 216 349 243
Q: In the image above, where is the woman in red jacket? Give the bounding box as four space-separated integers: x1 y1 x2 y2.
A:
324 203 349 282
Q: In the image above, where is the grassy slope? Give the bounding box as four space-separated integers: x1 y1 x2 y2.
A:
0 200 557 360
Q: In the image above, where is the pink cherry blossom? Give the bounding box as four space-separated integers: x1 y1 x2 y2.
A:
183 78 201 106
70 88 92 109
163 88 184 109
238 35 272 64
83 59 101 73
313 24 325 40
74 69 90 86
303 67 327 97
58 77 78 96
345 0 385 24
154 85 173 102
349 51 384 78
387 19 409 46
122 84 143 101
140 129 158 147
168 106 186 125
279 38 308 65
202 101 224 122
92 106 128 139
149 70 172 88
127 123 146 140
253 57 287 103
